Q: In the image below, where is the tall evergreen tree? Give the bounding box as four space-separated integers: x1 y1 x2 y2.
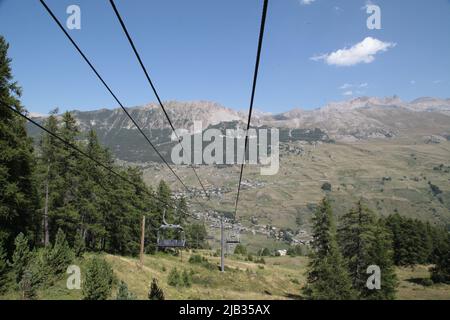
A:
338 202 397 299
303 198 355 300
0 35 39 254
431 234 450 284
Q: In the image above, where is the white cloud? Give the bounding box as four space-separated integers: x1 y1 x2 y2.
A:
340 83 352 89
300 0 316 5
311 37 396 67
343 91 354 96
339 83 368 90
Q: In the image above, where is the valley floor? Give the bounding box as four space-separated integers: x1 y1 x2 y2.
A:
1 251 449 300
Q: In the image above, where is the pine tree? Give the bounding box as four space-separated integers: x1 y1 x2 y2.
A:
73 232 85 258
0 35 39 254
46 228 74 276
10 233 31 283
0 244 9 293
157 180 174 221
176 197 188 226
385 214 433 266
338 201 397 299
366 221 398 300
431 234 450 284
303 198 355 300
116 280 136 300
83 256 114 300
148 278 165 300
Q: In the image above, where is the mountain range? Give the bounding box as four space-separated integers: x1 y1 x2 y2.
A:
27 96 450 162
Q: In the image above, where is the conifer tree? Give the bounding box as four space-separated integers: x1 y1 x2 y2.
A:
431 234 450 284
83 256 114 300
338 201 397 299
0 244 9 293
46 228 74 275
116 280 136 300
73 232 85 258
10 233 31 283
303 198 355 300
148 278 165 300
0 35 39 254
176 197 188 226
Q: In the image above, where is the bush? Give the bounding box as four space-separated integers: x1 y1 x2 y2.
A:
148 278 165 300
19 269 37 300
188 254 204 264
116 280 136 300
182 270 192 287
168 268 192 287
321 182 332 192
167 268 182 287
234 244 247 255
287 245 305 257
188 254 216 270
83 256 114 300
260 248 271 256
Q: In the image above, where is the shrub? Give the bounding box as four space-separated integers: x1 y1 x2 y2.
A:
188 254 216 270
148 278 165 300
83 256 114 300
234 244 247 255
116 280 136 300
167 268 182 287
188 254 204 264
182 270 192 287
321 182 332 192
19 269 37 300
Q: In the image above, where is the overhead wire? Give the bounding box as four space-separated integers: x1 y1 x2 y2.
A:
109 0 209 198
233 0 269 219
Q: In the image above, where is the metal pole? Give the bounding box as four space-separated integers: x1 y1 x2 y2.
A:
140 215 145 267
221 217 225 272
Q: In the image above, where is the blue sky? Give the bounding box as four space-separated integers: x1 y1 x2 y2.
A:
0 0 449 114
